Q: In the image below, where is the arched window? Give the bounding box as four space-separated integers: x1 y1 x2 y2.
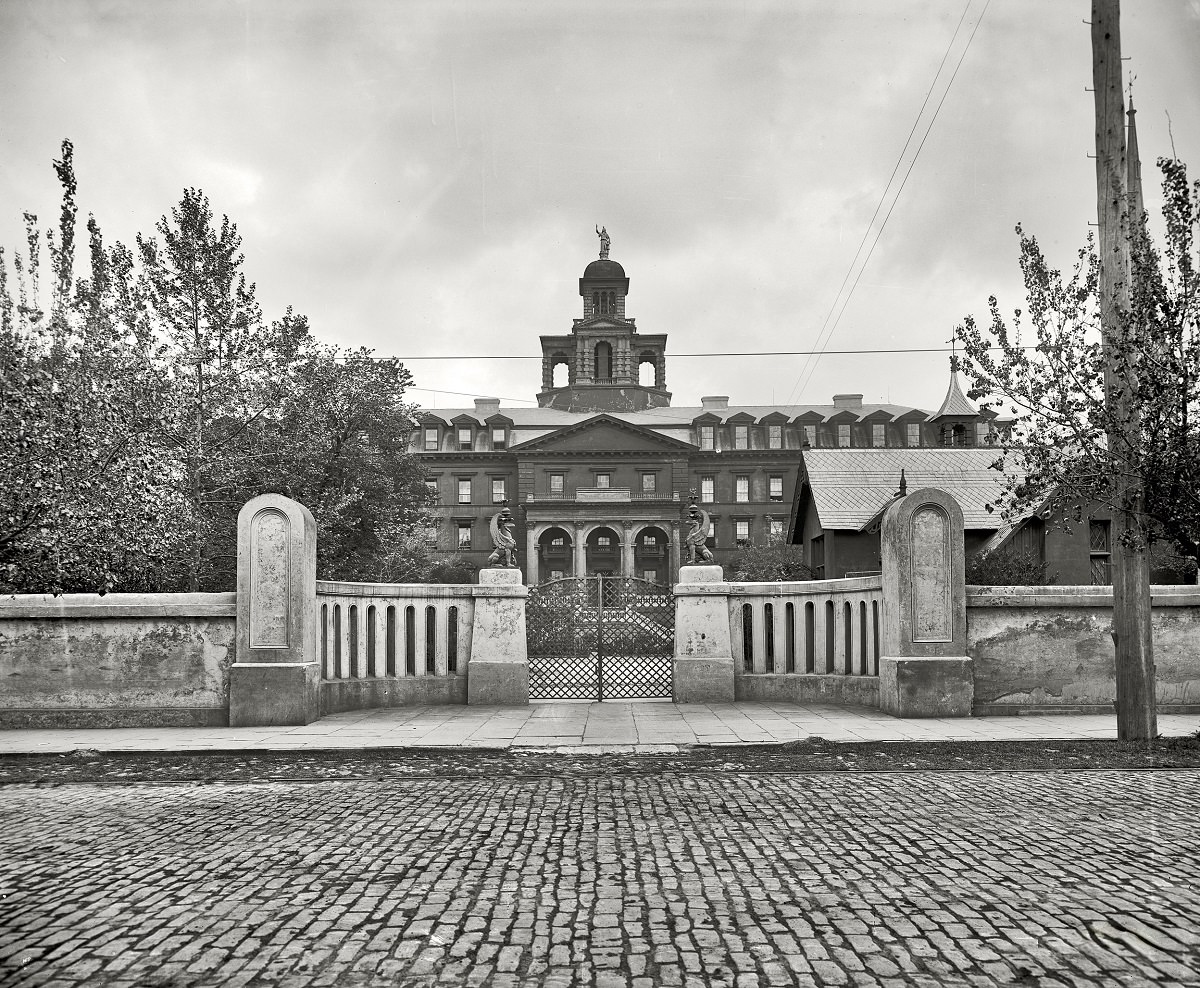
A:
595 341 612 381
552 356 569 388
639 358 656 387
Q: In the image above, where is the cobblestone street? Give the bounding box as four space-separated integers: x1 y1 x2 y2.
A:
3 770 1198 987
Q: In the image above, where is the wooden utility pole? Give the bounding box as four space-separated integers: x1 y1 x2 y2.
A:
1091 0 1156 740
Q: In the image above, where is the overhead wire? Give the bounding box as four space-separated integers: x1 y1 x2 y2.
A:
786 0 990 404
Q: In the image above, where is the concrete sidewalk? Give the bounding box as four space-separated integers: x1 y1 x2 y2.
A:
2 702 1195 754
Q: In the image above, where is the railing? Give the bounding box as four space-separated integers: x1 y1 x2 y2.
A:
316 581 474 682
728 576 882 676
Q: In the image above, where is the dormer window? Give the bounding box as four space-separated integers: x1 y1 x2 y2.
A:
492 426 507 449
424 427 439 451
872 423 886 447
698 425 715 451
838 424 851 447
733 425 749 450
906 423 921 447
767 424 782 449
803 425 816 447
458 427 473 450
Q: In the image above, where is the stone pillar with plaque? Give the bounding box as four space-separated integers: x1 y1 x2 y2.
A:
230 494 320 726
878 487 973 717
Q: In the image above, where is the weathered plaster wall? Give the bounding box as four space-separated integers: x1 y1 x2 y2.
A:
967 586 1200 714
0 594 236 727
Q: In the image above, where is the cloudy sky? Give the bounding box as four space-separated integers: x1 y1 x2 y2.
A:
4 0 1199 413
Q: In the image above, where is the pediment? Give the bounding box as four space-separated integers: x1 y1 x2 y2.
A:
576 316 633 332
511 414 696 454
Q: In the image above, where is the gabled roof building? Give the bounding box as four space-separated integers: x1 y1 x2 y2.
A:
414 234 1010 584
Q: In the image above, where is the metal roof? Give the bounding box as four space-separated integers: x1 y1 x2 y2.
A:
932 372 978 418
802 447 1020 531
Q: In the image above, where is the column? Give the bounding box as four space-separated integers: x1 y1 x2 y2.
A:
231 493 320 726
621 522 635 578
669 521 681 584
573 523 587 577
525 526 539 586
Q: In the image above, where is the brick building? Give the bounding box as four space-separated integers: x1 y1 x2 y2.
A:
414 238 1008 584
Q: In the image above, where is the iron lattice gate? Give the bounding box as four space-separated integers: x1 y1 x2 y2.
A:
526 575 675 700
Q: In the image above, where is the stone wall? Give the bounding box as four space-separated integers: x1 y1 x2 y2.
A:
0 594 236 727
968 586 1200 714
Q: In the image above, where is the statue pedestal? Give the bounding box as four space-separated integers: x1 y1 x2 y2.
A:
467 569 529 705
672 565 734 704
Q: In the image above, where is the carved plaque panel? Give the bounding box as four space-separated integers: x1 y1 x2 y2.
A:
910 505 951 642
250 509 290 648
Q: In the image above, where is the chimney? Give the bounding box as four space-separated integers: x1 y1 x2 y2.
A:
700 396 730 411
832 394 863 410
474 397 501 417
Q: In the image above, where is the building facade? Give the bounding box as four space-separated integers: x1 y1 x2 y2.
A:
415 236 1008 585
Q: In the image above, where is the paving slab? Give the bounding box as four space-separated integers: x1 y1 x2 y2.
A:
0 702 1195 754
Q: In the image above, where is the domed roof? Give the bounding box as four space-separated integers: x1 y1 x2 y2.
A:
583 258 626 280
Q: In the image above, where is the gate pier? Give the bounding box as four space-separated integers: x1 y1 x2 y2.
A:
466 569 529 705
672 565 736 703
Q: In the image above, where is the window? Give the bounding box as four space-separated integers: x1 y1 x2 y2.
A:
549 473 565 494
492 426 507 449
457 479 472 504
595 472 611 489
550 570 565 581
976 422 994 445
1089 520 1112 585
872 423 886 447
457 522 472 549
491 478 506 503
424 428 439 451
769 519 784 541
735 476 750 503
735 519 751 545
425 479 439 502
700 476 715 503
424 523 438 546
549 536 565 548
769 475 783 501
597 535 612 548
837 424 851 447
643 569 659 584
643 535 658 548
803 425 817 447
457 427 472 450
906 422 921 447
768 424 783 449
699 425 715 451
641 473 656 493
733 424 749 450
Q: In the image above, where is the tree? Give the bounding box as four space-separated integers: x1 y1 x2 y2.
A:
136 189 303 591
3 145 439 594
0 142 190 594
956 157 1198 736
217 336 437 584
